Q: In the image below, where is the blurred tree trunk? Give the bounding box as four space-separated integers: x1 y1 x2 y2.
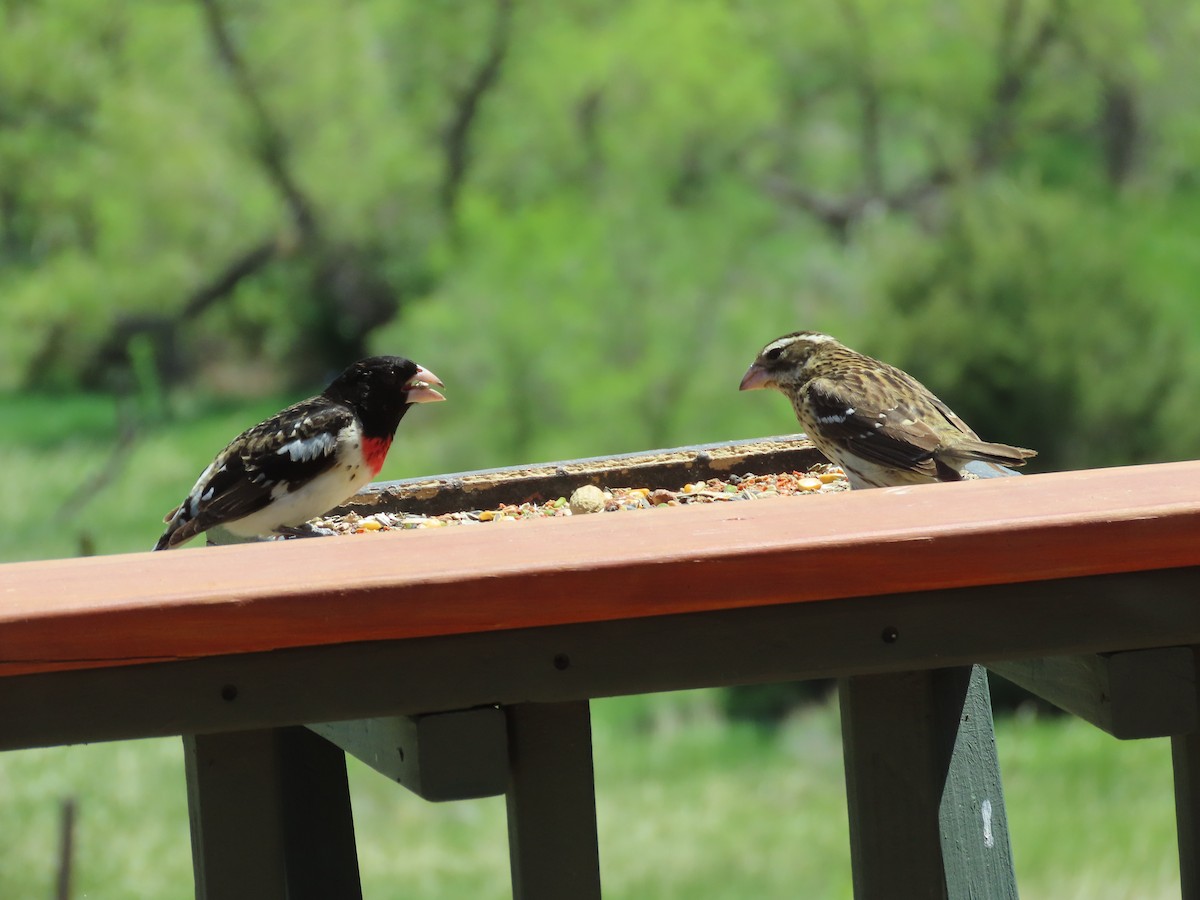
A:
1100 79 1139 187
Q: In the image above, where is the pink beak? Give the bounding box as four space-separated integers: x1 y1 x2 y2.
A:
739 364 772 392
405 365 446 403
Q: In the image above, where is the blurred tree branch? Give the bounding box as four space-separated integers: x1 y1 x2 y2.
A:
87 1 415 388
974 0 1065 169
440 0 514 225
1098 78 1138 187
196 0 401 369
196 0 318 240
766 0 1067 241
838 0 885 197
180 237 282 321
85 0 316 389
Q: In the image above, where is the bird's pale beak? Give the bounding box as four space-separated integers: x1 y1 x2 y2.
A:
405 365 446 403
739 364 772 392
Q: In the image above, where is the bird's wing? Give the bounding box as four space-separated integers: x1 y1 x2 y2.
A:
804 377 944 475
185 398 354 532
923 387 1036 467
926 394 981 440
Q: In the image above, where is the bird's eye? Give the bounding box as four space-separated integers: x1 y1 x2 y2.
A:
764 347 784 362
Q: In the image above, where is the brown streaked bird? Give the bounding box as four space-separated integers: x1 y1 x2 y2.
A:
739 331 1036 490
154 356 445 549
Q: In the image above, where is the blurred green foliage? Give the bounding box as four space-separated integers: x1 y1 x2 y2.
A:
3 0 1199 472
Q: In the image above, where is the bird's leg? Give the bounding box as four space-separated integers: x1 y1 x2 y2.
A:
274 522 337 539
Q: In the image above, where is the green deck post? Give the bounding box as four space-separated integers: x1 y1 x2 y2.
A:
840 665 1016 899
505 701 602 900
183 727 361 900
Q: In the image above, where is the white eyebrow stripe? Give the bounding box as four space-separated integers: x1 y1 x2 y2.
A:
762 337 797 355
762 332 837 356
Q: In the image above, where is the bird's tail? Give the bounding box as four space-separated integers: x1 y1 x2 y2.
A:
153 505 198 550
946 439 1037 469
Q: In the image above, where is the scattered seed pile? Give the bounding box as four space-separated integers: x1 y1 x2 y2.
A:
314 464 848 535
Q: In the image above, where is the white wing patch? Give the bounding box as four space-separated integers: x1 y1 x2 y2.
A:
276 432 338 462
817 407 856 425
221 422 372 538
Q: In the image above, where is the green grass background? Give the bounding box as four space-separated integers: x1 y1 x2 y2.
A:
0 393 1183 897
0 699 1180 899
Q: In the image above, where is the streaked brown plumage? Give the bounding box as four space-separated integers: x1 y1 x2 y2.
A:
739 331 1036 489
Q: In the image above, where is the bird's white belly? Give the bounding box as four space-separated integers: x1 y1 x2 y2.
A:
225 455 374 536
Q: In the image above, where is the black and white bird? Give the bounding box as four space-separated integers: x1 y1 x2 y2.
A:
739 331 1035 489
154 356 444 549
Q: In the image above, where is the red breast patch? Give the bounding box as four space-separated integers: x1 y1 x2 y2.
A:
362 436 393 476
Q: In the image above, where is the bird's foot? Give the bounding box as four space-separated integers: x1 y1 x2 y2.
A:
274 523 337 539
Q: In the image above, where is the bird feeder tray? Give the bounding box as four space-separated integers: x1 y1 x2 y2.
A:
337 434 828 518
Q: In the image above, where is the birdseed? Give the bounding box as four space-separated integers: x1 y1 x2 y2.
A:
311 464 849 536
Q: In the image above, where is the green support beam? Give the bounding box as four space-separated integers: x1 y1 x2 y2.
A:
840 665 1016 900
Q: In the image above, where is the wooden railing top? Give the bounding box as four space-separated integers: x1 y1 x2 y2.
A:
1 460 1198 677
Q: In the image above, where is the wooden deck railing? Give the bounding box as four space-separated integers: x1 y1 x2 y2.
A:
2 455 1200 898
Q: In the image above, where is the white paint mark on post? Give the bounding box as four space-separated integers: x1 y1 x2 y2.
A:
981 798 994 848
